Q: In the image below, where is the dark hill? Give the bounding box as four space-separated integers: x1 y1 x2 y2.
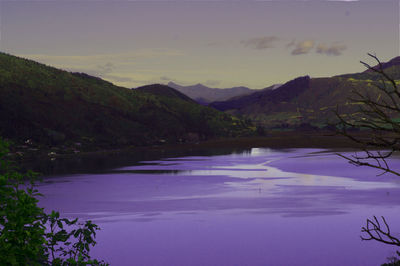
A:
135 84 195 103
0 52 253 147
209 56 400 129
367 56 400 72
210 76 310 112
338 56 400 81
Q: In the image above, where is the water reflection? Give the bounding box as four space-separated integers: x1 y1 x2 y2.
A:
29 146 254 176
38 148 400 220
37 148 400 266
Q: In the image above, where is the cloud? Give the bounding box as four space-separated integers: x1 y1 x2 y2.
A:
18 50 185 87
241 36 279 50
316 43 347 56
286 39 346 56
291 40 315 55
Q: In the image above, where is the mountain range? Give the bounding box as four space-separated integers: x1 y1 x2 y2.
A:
166 82 259 104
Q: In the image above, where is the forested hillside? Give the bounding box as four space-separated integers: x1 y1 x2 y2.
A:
0 52 253 148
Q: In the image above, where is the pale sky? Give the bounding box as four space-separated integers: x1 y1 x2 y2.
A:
1 1 398 89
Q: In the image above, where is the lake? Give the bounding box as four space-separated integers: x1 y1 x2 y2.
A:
37 148 400 265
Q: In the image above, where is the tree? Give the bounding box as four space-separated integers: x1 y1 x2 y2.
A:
0 138 108 265
335 53 400 264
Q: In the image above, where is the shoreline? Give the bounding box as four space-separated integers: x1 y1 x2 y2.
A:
12 131 369 176
12 130 365 162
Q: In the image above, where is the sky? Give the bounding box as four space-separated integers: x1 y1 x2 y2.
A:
1 0 399 89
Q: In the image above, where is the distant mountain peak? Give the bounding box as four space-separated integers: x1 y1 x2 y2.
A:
193 83 208 89
167 82 255 103
167 81 179 86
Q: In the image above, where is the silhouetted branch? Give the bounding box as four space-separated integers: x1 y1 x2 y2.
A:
361 216 400 246
336 152 399 176
336 54 400 264
335 53 400 176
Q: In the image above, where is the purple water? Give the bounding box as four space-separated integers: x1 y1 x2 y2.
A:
38 148 400 265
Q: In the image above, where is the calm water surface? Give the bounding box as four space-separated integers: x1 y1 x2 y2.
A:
38 148 400 266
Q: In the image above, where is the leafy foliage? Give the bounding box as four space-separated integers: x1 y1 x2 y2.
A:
0 138 107 265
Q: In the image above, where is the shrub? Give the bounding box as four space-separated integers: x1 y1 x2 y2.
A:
0 138 107 265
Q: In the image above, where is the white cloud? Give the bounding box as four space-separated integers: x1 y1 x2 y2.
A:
241 36 279 50
291 40 315 55
316 43 347 56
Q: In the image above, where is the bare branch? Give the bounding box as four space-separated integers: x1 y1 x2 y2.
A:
361 216 400 246
336 152 400 176
335 54 400 176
